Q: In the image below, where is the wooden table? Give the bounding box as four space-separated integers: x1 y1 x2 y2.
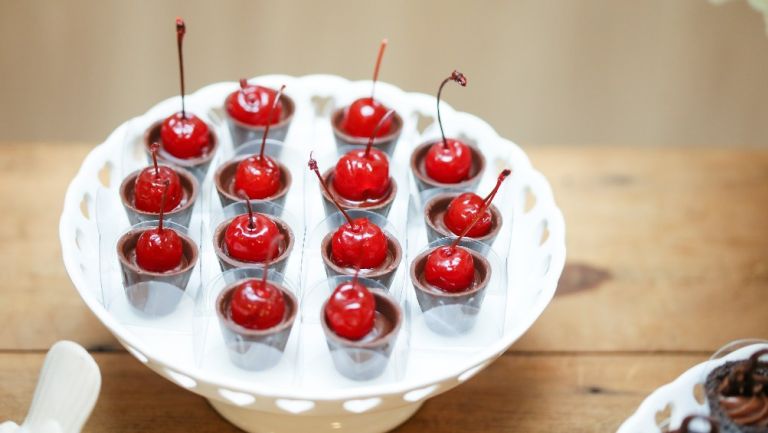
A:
1 143 766 432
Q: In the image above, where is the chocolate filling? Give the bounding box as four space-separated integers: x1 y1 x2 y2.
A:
424 193 502 242
144 120 218 167
410 140 486 189
216 280 298 336
214 155 292 204
321 291 401 348
226 93 296 129
117 227 198 277
213 213 294 269
120 165 198 217
410 246 491 297
320 168 396 211
331 107 403 145
320 230 402 279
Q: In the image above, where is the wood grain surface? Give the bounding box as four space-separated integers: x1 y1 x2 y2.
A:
0 142 766 432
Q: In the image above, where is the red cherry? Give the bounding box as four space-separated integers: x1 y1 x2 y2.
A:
424 139 472 184
160 18 212 160
340 98 393 138
135 181 183 272
424 246 475 293
224 199 283 263
134 144 183 212
444 193 490 237
423 70 472 184
332 148 390 201
229 279 286 330
160 113 211 159
226 79 282 126
331 218 388 269
443 169 511 237
233 156 281 199
231 85 287 200
339 39 395 138
325 278 375 340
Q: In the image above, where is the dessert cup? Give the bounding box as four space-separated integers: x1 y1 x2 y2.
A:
331 107 403 157
116 220 198 316
319 168 397 218
119 165 199 228
212 200 295 274
319 280 403 381
315 210 402 289
705 348 768 432
214 267 298 371
410 140 486 192
144 119 219 182
225 93 295 149
423 190 502 248
410 238 492 335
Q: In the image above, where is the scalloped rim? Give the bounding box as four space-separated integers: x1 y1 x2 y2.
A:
59 74 567 402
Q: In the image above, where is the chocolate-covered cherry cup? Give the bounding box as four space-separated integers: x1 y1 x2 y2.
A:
213 267 298 371
319 167 397 218
331 106 403 157
423 190 502 249
316 277 402 381
410 238 493 335
144 119 219 182
212 200 295 274
213 139 292 208
315 210 402 289
410 140 486 192
119 165 199 227
116 221 198 316
226 93 295 149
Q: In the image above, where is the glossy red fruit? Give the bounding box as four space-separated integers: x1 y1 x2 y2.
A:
332 148 390 201
325 280 375 340
340 98 393 138
444 193 491 237
134 166 183 213
160 113 212 159
226 81 282 126
424 246 475 293
424 139 472 183
229 279 286 330
135 227 183 272
331 217 388 269
225 213 282 263
234 155 281 199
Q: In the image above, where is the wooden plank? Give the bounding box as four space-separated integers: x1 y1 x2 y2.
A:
0 143 766 352
0 352 706 433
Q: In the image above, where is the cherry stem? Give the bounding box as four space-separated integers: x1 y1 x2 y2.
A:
364 109 396 158
260 84 286 161
150 142 160 179
307 154 354 226
175 18 187 119
437 70 468 149
158 180 170 232
450 169 510 249
240 192 255 230
352 267 360 287
370 39 388 100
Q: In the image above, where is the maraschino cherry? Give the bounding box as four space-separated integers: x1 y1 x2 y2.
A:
224 195 283 263
309 155 388 269
424 71 473 184
134 143 183 212
333 110 395 201
325 271 375 340
135 181 184 272
229 235 286 330
339 39 394 138
424 195 494 293
226 78 283 126
444 169 511 237
160 18 212 160
233 85 287 199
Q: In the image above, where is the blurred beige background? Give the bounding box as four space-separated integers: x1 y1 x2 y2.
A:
1 0 767 146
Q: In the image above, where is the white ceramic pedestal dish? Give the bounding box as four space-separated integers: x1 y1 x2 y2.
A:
617 342 768 433
59 75 566 433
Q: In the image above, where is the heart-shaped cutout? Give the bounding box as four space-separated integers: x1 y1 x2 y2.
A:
164 368 196 389
218 389 255 407
343 398 381 413
404 385 438 402
276 399 315 414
